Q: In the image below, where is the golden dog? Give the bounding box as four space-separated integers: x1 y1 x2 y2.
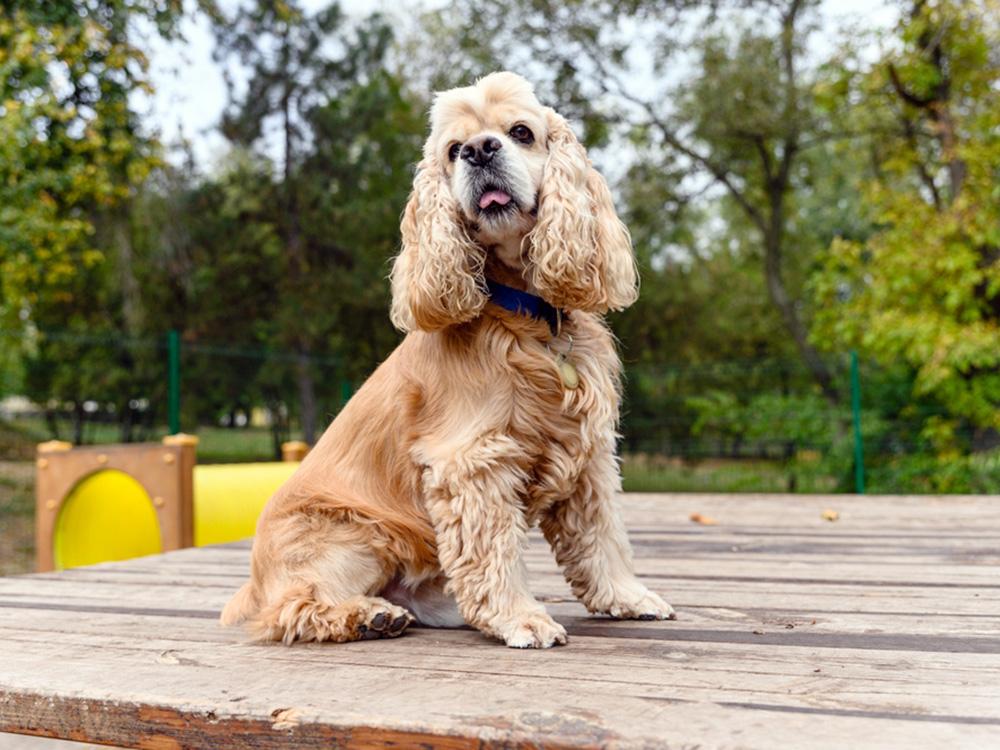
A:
222 72 674 648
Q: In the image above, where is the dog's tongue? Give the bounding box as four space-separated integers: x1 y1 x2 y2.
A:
479 190 512 209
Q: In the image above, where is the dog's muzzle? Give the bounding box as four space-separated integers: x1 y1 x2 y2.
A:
456 135 532 221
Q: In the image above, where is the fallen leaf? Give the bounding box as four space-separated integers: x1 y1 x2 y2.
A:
690 512 718 525
821 508 839 522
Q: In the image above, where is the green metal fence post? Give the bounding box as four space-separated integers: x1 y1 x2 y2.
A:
168 329 180 435
850 350 865 494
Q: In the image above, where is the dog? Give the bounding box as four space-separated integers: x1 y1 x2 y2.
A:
221 71 674 648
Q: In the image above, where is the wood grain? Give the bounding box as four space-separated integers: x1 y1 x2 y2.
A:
2 493 999 749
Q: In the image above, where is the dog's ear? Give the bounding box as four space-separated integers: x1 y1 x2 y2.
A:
527 109 638 313
390 154 487 332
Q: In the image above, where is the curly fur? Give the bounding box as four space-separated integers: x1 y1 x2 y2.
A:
390 153 487 332
526 109 639 312
222 71 672 649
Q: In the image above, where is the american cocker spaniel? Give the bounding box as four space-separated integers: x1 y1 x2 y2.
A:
222 71 674 648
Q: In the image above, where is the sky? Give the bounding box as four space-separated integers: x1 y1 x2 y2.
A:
141 0 899 169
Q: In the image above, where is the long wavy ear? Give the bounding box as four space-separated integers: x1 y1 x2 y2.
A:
390 154 486 332
526 109 638 313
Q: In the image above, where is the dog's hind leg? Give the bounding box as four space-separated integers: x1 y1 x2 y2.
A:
247 519 415 645
251 587 414 644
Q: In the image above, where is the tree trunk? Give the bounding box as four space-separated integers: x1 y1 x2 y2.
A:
113 206 143 335
266 393 289 461
764 0 840 405
119 399 134 443
45 409 60 440
72 402 85 445
934 106 966 202
280 59 318 445
296 351 317 444
105 206 145 445
763 201 841 404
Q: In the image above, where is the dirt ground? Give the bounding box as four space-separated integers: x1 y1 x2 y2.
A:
0 461 35 576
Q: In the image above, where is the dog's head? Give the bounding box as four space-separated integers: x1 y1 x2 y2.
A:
432 72 547 243
391 72 638 333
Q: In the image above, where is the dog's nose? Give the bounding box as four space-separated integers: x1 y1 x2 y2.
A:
460 135 502 167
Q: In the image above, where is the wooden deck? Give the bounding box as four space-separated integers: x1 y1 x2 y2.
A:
1 493 998 749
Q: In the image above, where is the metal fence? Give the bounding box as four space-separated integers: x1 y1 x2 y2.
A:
2 327 997 493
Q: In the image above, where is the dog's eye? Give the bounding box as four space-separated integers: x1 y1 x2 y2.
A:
509 124 534 145
448 142 462 162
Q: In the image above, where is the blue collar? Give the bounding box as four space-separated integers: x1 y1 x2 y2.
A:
485 279 564 335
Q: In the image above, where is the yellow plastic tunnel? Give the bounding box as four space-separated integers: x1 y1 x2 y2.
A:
193 462 298 546
54 469 162 569
52 462 299 569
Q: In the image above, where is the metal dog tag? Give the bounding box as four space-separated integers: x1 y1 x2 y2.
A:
557 354 579 390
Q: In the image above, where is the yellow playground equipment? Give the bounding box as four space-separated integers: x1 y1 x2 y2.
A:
34 435 308 571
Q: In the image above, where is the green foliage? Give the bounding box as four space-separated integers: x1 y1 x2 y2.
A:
207 1 418 441
866 450 1000 495
3 2 426 450
811 0 1000 446
295 71 425 381
621 456 829 494
0 1 185 315
0 1 191 439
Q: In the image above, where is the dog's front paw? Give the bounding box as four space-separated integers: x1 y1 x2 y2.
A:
499 611 568 649
604 587 676 621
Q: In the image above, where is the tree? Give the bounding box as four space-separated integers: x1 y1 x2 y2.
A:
130 152 286 441
211 0 396 443
0 2 171 325
811 0 1000 456
0 1 189 442
295 71 425 383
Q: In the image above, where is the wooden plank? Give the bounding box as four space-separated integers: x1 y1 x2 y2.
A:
2 627 1000 745
1 573 998 626
1 493 999 749
1 615 998 709
2 643 998 749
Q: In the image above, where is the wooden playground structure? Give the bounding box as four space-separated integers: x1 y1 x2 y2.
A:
33 435 308 571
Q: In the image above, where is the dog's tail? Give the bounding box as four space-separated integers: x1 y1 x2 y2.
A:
220 581 260 626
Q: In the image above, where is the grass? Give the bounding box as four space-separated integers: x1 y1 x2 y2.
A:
0 419 36 461
623 458 790 493
195 428 284 463
2 416 285 464
0 461 35 576
621 454 841 493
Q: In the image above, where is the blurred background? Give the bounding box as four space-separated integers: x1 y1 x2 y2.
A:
1 0 998 571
